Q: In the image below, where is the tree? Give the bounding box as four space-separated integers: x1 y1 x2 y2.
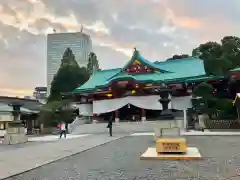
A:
48 48 90 102
221 36 240 68
193 82 213 100
87 52 100 75
166 54 189 61
39 48 89 127
192 36 240 75
193 82 214 116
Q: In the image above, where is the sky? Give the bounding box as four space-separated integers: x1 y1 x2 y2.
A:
0 0 240 97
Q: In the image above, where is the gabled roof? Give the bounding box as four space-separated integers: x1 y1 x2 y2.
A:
0 96 43 111
121 49 170 73
73 52 208 94
0 102 37 113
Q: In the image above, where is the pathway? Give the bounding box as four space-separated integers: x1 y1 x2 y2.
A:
4 136 240 180
71 121 158 135
0 134 124 179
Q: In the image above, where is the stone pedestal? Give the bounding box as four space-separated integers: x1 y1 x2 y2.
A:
154 120 181 140
141 136 202 160
159 92 174 119
2 121 27 145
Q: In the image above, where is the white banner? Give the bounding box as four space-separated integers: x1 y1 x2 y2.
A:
93 95 166 114
171 96 192 110
93 97 127 114
128 95 163 110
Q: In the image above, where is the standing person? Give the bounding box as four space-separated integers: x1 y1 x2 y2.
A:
59 121 67 138
107 115 113 137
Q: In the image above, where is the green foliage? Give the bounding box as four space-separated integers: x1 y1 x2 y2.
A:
208 98 237 119
48 48 90 102
192 36 240 75
42 48 90 127
193 82 213 99
87 52 100 75
39 100 76 126
166 54 189 61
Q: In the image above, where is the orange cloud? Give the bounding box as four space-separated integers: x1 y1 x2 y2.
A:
0 89 33 97
175 16 202 29
165 8 202 29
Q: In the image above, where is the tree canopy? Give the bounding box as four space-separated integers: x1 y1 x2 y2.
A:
166 54 189 61
48 48 90 102
193 82 213 99
87 52 100 75
192 36 240 75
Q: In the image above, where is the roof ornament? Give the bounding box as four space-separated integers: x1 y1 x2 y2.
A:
133 47 139 55
80 25 84 32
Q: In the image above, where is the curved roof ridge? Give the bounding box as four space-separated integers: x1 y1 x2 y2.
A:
154 56 201 64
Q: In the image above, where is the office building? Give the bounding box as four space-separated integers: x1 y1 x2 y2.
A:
47 32 92 95
33 87 47 102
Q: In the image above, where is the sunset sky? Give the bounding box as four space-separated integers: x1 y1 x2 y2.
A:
0 0 240 97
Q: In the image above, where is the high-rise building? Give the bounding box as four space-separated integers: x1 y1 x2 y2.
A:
47 32 92 95
33 87 47 103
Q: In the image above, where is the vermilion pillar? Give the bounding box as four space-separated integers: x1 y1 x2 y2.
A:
115 110 119 123
141 108 146 121
93 113 97 123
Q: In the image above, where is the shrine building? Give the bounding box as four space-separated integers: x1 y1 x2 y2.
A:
72 49 223 122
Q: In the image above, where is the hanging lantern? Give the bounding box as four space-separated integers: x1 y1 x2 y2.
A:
128 104 130 108
187 88 192 94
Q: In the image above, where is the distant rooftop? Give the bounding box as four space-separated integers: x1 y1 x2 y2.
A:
47 31 90 37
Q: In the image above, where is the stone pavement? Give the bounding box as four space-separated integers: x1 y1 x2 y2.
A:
27 134 90 142
71 121 158 135
4 136 240 180
0 134 124 179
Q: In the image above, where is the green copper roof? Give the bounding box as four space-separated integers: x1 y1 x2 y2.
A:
121 49 170 73
73 52 208 94
229 67 240 72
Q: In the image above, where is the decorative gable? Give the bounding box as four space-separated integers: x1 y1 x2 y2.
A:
125 59 154 74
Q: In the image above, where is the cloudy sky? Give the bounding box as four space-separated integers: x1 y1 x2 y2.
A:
0 0 240 97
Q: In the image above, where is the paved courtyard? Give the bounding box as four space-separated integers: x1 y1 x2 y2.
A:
4 135 240 180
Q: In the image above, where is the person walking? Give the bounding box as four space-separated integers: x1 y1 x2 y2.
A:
58 121 67 138
107 116 113 137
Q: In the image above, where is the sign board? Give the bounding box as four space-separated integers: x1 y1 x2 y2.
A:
162 143 180 151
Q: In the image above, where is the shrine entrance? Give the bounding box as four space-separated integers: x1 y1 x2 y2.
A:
118 104 141 121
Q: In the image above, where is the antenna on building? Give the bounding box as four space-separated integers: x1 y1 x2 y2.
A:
80 25 84 33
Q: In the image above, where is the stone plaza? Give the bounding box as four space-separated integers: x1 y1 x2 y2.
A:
0 122 240 180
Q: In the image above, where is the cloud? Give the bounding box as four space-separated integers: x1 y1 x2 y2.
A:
0 0 239 96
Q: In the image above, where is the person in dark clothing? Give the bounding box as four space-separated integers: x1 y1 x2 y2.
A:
107 116 113 136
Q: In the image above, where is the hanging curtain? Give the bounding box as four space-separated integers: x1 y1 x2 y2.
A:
171 96 192 110
93 97 128 114
128 95 163 110
93 95 165 114
76 104 93 116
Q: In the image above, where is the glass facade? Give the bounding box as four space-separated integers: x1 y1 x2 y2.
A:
47 32 92 95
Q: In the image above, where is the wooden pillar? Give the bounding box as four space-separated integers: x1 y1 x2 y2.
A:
92 113 97 123
141 108 146 121
115 110 119 123
183 109 187 130
40 123 44 133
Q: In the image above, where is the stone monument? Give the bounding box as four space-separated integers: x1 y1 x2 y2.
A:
154 91 180 140
141 90 202 160
2 102 28 145
159 91 174 120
